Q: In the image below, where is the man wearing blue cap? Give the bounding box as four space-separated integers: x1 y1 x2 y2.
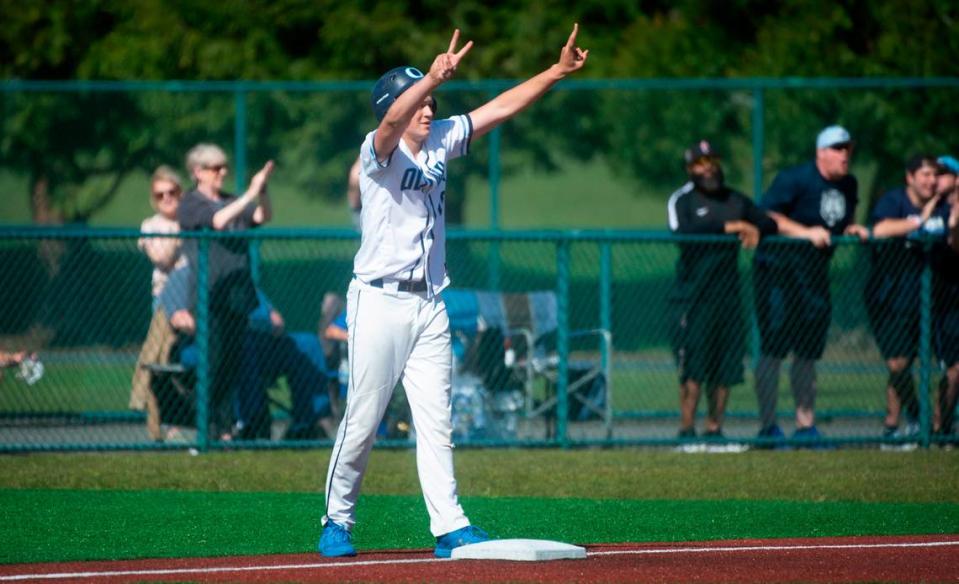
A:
936 156 959 207
932 155 959 442
752 125 868 446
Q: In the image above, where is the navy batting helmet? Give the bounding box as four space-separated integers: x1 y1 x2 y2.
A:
371 66 437 122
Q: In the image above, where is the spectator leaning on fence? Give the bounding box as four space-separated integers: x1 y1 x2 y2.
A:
865 155 949 442
938 156 959 246
177 143 275 440
932 155 959 439
667 140 777 441
129 165 188 441
752 125 869 445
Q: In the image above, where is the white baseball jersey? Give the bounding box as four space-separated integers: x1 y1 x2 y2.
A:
353 114 473 296
323 113 476 541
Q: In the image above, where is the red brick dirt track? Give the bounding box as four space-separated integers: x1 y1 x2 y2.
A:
2 535 958 583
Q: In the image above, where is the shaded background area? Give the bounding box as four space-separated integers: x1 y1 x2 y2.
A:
1 1 957 229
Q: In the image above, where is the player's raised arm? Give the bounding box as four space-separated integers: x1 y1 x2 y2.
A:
470 23 588 140
372 29 473 160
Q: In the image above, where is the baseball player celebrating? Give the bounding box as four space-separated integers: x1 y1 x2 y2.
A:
320 25 588 558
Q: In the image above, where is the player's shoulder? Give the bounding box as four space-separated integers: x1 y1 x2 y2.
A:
430 115 469 137
360 129 377 153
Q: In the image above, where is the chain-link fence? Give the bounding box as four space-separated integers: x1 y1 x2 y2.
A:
1 228 955 451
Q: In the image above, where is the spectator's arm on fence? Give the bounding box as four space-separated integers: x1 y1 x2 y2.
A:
742 195 778 236
872 217 921 238
767 211 831 247
724 221 760 248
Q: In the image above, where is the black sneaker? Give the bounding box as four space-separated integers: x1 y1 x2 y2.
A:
702 429 725 441
677 427 697 439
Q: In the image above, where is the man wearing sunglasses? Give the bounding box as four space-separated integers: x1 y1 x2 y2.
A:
178 143 275 440
752 125 868 447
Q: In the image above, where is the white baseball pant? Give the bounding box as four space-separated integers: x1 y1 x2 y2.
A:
323 278 470 537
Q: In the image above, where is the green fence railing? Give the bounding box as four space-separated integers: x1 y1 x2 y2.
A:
1 228 955 452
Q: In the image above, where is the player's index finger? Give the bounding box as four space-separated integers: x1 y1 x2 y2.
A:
448 29 460 53
565 23 579 49
455 40 473 60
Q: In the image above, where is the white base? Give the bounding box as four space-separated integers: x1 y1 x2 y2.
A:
451 538 587 561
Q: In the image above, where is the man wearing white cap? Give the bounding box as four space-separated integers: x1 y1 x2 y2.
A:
751 125 869 446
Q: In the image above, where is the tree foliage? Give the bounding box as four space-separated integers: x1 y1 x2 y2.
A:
0 0 957 223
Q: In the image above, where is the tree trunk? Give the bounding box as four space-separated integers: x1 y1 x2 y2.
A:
30 175 66 278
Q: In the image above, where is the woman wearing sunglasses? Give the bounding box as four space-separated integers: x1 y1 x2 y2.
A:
177 144 274 440
132 165 189 441
139 165 188 307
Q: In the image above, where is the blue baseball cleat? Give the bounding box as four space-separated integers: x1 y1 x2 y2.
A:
756 423 787 449
793 424 836 450
434 525 490 558
319 521 357 557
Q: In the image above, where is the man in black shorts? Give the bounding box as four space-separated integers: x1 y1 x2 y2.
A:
752 126 868 444
667 140 777 440
866 155 947 442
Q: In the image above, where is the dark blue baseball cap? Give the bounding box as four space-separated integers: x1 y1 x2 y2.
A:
370 66 437 122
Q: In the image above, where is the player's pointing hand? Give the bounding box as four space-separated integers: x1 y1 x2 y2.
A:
429 29 474 83
556 23 588 76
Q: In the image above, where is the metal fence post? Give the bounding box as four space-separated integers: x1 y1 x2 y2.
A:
752 86 765 199
749 87 766 372
599 241 612 432
234 88 248 194
234 89 261 285
195 236 210 452
556 238 571 447
918 240 933 448
488 125 502 289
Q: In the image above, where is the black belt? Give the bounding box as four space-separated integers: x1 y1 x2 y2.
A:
368 277 428 293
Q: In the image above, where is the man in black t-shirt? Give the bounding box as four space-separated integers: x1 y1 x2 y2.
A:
667 140 777 440
866 155 947 442
178 143 275 439
752 126 869 445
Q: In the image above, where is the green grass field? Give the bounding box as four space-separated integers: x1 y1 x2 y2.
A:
1 449 957 564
